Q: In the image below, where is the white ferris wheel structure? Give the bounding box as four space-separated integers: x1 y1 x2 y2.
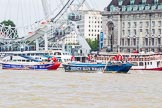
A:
0 0 92 54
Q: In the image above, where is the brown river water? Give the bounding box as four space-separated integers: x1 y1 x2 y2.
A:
0 68 162 108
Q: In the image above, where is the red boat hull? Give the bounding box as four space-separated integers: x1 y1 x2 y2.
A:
48 62 61 70
1 62 61 70
131 67 162 71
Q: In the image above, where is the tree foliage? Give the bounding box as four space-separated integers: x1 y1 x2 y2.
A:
86 38 99 51
0 20 18 39
1 20 16 27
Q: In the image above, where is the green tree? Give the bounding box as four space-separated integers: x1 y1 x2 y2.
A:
0 20 18 39
86 38 99 51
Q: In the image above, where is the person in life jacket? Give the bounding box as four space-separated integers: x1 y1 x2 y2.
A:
113 55 118 61
52 56 58 62
71 56 75 61
118 54 123 61
113 54 123 61
48 57 51 62
88 54 91 61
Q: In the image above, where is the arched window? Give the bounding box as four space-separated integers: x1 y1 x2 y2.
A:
130 0 134 5
118 0 123 5
142 0 146 4
139 62 144 66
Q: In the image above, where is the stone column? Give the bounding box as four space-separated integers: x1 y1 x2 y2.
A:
36 39 39 51
44 33 48 51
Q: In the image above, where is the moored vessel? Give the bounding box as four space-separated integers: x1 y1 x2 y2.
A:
0 54 60 70
90 52 162 71
62 61 133 73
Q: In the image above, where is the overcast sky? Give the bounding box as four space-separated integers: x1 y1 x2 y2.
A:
0 0 111 35
87 0 110 11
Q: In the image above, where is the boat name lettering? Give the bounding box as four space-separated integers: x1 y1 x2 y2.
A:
70 67 104 71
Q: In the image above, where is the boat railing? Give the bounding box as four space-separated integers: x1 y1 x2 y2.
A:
92 54 162 63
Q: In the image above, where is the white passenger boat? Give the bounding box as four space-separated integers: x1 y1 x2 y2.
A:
90 52 162 71
0 54 60 70
0 50 72 68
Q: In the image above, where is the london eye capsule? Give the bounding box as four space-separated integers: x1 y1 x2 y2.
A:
68 13 81 21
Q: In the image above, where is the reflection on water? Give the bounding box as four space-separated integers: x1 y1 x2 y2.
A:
0 69 162 108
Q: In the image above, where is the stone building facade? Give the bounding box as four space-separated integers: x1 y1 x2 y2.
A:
102 0 162 52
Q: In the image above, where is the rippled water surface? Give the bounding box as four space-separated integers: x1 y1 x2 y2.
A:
0 68 162 108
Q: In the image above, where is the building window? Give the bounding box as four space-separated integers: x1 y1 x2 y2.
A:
123 30 125 35
128 22 131 28
152 29 155 34
146 29 149 34
158 38 161 44
142 0 146 4
145 38 148 46
140 22 143 28
134 29 136 35
127 5 133 11
139 5 144 10
119 0 123 5
128 30 130 35
145 5 150 10
158 5 162 10
134 22 137 28
158 29 161 34
133 5 138 11
152 38 154 46
130 0 134 5
158 21 161 27
152 14 155 18
139 62 143 66
122 6 126 11
127 38 130 46
122 39 124 46
146 21 149 27
133 15 136 19
133 38 136 46
152 21 155 27
123 22 125 28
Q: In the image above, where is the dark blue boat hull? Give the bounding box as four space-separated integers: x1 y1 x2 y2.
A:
62 62 132 73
